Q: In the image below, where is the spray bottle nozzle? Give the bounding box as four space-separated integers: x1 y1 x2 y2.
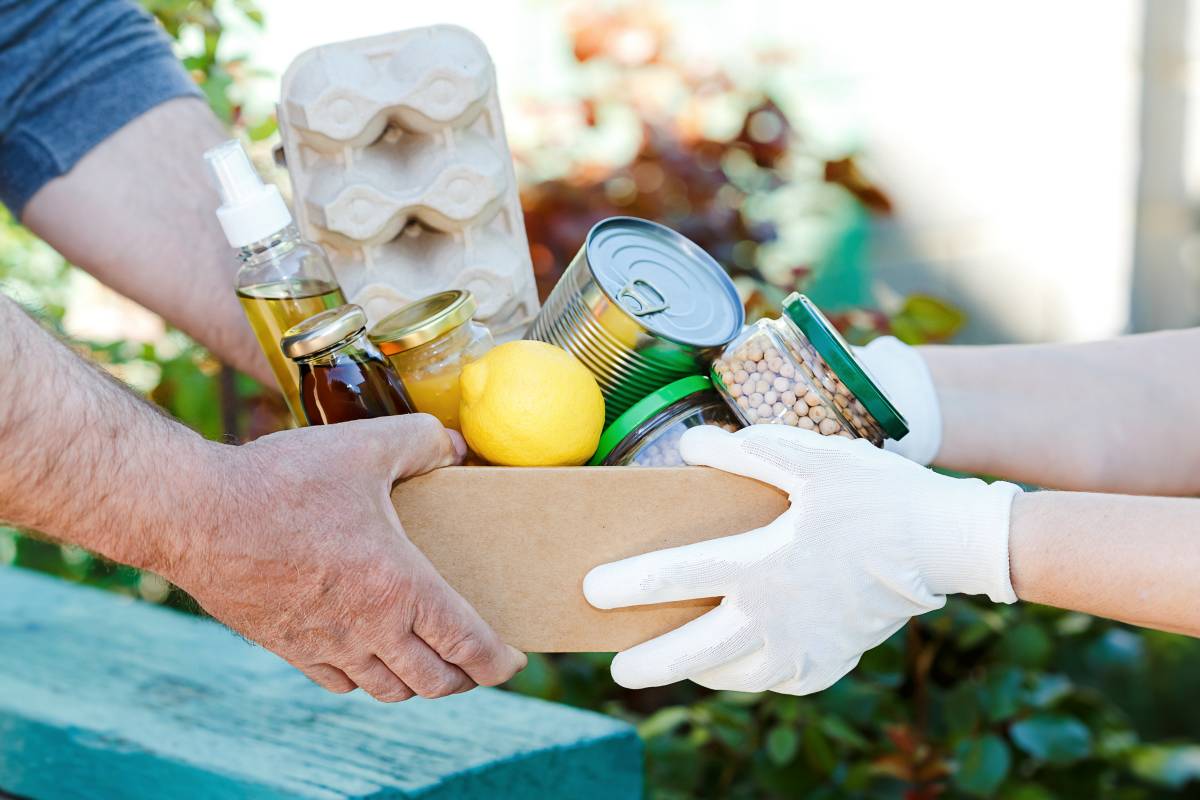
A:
203 139 293 248
205 140 267 205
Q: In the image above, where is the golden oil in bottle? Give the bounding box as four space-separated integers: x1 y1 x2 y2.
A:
205 139 354 426
237 278 346 423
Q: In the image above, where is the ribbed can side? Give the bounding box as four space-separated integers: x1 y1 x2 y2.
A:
529 250 703 423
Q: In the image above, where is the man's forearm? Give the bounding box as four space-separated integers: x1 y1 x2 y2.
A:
921 328 1200 495
1010 490 1200 636
0 296 221 574
0 297 525 696
20 97 272 386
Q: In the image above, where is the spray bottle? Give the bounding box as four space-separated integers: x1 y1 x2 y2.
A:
205 140 346 425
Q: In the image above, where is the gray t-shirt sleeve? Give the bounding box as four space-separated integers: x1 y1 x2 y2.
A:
0 0 203 217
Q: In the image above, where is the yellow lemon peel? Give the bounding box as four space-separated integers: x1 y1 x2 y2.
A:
459 341 605 466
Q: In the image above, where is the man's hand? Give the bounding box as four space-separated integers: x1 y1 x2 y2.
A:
584 425 1019 695
168 414 526 701
0 301 522 702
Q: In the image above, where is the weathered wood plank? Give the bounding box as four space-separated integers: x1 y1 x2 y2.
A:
0 567 642 799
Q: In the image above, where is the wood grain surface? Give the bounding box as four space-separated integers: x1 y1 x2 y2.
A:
0 567 640 800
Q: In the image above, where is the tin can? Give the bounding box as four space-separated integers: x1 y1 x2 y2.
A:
528 217 744 423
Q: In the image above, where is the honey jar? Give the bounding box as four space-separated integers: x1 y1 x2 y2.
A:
280 304 414 426
368 290 493 431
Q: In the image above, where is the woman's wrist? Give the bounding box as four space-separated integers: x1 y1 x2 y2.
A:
856 337 942 465
908 472 1021 603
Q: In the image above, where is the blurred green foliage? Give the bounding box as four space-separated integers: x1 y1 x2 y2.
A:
2 3 1200 799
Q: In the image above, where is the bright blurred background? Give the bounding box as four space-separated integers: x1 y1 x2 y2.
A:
235 0 1199 344
6 1 1200 798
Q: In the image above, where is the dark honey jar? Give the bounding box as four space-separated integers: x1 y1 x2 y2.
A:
280 304 414 426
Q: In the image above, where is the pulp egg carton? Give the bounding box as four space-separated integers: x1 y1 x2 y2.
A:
277 25 540 340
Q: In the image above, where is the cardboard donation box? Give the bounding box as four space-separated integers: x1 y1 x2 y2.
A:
393 466 789 652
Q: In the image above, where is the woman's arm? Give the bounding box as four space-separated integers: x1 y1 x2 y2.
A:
583 425 1200 696
1011 490 1200 635
923 328 1200 495
862 328 1200 495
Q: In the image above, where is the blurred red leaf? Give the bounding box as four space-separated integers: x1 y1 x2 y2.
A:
825 157 894 215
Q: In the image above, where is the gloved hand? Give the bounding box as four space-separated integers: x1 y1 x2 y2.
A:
855 336 941 465
584 424 1020 695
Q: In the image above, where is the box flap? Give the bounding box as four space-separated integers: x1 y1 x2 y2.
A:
393 466 788 652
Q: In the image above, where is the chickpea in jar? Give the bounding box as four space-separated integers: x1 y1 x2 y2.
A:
711 293 908 448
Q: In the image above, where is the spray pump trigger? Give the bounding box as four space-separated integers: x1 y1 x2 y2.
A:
203 139 292 248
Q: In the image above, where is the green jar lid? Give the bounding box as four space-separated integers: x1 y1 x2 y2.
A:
781 293 909 441
589 375 713 465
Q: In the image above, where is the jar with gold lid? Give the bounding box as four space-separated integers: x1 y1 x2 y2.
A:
280 304 414 426
368 290 494 431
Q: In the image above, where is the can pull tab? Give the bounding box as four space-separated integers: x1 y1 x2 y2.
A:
618 279 669 316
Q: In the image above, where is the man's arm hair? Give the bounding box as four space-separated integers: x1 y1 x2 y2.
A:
0 295 222 574
0 296 528 699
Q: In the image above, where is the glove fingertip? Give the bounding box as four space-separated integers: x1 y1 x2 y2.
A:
581 566 609 609
679 424 735 466
582 564 625 610
610 652 655 690
861 334 903 358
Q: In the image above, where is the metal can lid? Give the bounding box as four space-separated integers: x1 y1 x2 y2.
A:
281 304 367 360
781 293 910 441
369 290 476 355
585 217 744 348
589 375 713 465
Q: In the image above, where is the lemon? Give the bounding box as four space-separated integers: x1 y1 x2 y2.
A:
459 341 605 466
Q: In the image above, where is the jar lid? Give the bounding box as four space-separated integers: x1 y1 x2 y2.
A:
781 293 909 441
369 290 477 355
589 375 713 465
585 217 744 348
281 304 367 360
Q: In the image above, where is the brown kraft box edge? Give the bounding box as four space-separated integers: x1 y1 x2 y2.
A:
392 466 789 653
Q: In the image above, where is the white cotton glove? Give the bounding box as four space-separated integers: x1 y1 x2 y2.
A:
854 336 941 465
583 424 1020 696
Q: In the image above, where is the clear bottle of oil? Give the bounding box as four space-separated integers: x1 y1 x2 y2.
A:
204 140 346 424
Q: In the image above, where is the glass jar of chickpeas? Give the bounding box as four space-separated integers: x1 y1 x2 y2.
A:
710 293 908 447
589 376 742 466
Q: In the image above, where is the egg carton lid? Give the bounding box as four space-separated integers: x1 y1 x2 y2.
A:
276 25 539 339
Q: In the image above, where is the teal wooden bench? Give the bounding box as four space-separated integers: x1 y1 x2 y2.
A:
0 567 642 799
